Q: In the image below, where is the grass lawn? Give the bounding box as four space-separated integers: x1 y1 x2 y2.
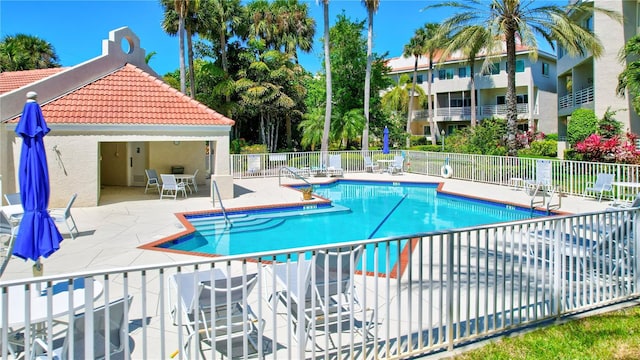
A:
455 305 640 360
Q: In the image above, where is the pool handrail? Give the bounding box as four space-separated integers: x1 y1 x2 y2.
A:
278 166 312 187
211 180 231 228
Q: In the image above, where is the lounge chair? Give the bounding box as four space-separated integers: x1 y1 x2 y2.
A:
389 155 404 174
33 295 133 359
583 173 614 202
328 154 344 177
247 155 262 176
363 157 380 173
144 169 161 194
169 269 264 359
3 193 20 205
269 246 371 349
524 159 553 196
160 174 187 200
49 193 79 240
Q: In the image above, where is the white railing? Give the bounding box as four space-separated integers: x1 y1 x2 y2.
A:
411 104 531 122
231 151 640 201
1 208 637 359
559 87 594 110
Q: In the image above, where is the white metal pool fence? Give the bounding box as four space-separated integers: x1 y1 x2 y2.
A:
231 151 640 201
1 208 638 359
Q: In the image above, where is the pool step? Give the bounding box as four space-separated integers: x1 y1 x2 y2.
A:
198 218 285 235
195 217 274 231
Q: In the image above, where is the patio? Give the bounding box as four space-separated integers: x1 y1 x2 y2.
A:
0 173 625 359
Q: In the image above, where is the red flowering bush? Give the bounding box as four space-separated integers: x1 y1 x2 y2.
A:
574 133 640 163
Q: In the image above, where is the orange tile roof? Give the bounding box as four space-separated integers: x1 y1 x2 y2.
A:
5 64 234 126
0 68 67 94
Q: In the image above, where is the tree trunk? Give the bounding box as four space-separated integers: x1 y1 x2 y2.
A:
428 62 436 145
178 15 186 94
505 25 518 157
362 9 373 151
470 61 477 127
320 0 332 166
187 29 196 98
406 56 418 148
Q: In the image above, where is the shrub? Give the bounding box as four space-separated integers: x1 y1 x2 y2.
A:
545 133 559 141
240 144 267 154
410 135 428 146
410 144 441 152
598 107 623 139
519 139 557 157
573 133 640 163
567 108 598 146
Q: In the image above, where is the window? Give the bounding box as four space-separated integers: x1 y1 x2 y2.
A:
507 60 525 73
416 75 423 84
491 62 500 75
458 67 467 78
584 16 593 32
450 98 471 107
423 126 431 136
438 69 446 80
496 94 527 104
542 62 549 76
517 123 529 132
446 69 454 79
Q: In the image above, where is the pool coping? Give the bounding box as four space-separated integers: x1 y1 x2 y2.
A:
138 179 569 278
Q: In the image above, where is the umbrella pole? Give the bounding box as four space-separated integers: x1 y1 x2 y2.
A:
32 259 43 277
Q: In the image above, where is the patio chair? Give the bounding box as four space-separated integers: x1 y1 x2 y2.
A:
3 193 21 205
269 246 371 350
144 169 161 194
160 174 187 200
184 169 199 192
49 193 79 240
327 154 344 177
583 173 615 202
169 269 263 359
524 159 553 196
363 157 380 173
247 155 262 176
33 295 133 360
389 155 404 174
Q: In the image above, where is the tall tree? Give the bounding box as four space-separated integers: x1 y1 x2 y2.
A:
320 0 332 165
428 0 620 156
0 34 60 71
403 27 428 147
381 74 426 122
161 0 200 95
361 0 380 151
440 25 499 127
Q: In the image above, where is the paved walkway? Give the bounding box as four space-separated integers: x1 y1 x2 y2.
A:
1 173 610 280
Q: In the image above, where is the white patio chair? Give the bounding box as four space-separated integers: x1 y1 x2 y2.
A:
160 174 187 200
3 193 21 205
389 155 404 174
327 154 344 177
184 169 199 192
363 157 380 173
49 193 79 240
144 169 160 194
583 173 615 202
33 295 133 360
169 269 264 359
269 246 371 350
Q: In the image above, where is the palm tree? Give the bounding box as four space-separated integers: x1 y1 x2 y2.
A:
0 34 60 71
440 25 500 127
403 28 427 147
381 74 426 121
299 108 325 151
320 0 332 166
428 0 620 156
361 0 380 151
617 34 640 114
161 0 200 95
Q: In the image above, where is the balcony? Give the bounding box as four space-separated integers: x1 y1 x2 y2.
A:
412 103 532 122
558 86 594 111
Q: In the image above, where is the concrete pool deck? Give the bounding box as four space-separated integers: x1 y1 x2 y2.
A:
1 172 611 281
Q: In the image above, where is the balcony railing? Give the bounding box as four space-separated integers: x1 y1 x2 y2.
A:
412 104 531 121
559 86 594 110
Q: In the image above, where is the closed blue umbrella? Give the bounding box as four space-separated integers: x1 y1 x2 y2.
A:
382 126 389 154
12 92 63 268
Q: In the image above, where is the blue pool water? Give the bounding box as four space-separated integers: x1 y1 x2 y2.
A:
156 180 545 273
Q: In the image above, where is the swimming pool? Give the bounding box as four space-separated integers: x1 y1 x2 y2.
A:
150 180 547 273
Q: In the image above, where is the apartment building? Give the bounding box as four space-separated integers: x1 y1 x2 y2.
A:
386 46 557 141
558 0 640 136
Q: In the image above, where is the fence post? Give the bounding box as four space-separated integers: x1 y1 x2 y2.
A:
446 232 455 351
552 219 563 319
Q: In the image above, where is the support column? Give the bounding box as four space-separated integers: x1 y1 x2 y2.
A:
210 136 234 200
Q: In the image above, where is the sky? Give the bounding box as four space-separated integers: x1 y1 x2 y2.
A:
0 1 557 76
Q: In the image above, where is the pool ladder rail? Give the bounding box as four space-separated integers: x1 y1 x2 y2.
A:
211 180 231 228
278 166 312 188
